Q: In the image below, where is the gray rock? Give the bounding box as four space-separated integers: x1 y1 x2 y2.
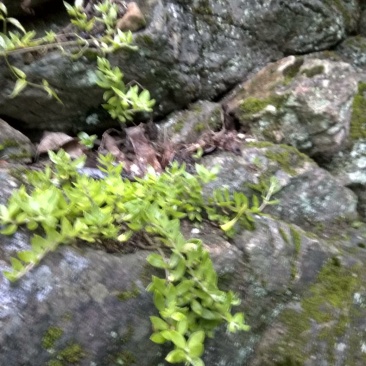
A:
248 251 366 366
325 140 366 219
3 0 53 16
336 36 366 69
157 100 223 145
0 0 358 132
225 56 359 157
0 119 35 163
202 142 358 228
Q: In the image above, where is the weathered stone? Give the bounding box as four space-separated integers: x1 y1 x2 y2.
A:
248 251 366 366
0 118 35 163
116 2 146 32
336 36 366 69
325 139 366 220
0 0 358 133
3 0 53 16
225 56 359 157
156 100 223 145
202 142 358 228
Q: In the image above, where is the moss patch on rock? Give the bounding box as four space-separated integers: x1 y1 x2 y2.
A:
42 326 64 350
301 65 325 78
116 284 140 301
350 82 366 140
240 95 286 118
271 258 362 365
47 343 85 365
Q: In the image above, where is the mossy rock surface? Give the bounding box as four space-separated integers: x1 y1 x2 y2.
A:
224 56 358 158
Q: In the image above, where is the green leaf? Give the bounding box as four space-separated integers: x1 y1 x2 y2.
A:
165 349 187 363
191 300 203 316
11 66 26 79
0 224 17 235
3 271 18 282
7 18 26 33
150 332 166 344
9 78 27 98
150 316 169 331
161 330 186 349
176 319 188 335
191 358 205 366
153 292 165 312
146 253 167 269
0 3 8 15
17 250 36 263
10 257 24 271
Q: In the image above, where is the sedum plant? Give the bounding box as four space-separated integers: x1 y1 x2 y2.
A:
0 149 279 365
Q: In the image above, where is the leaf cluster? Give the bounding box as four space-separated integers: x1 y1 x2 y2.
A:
96 57 155 123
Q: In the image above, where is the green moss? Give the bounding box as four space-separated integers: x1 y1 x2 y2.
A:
194 122 206 133
117 284 140 301
279 227 290 245
272 258 362 364
342 36 366 51
264 145 311 175
47 361 63 366
1 139 20 149
192 0 213 16
42 327 64 350
173 120 184 133
114 350 137 365
136 34 155 46
301 65 324 78
245 142 312 175
324 0 352 30
240 95 286 120
282 57 304 85
350 82 366 140
57 343 85 363
318 50 342 61
290 226 301 255
245 141 274 148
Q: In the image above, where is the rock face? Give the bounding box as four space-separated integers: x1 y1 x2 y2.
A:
0 0 360 133
202 142 358 228
0 118 35 163
225 56 359 157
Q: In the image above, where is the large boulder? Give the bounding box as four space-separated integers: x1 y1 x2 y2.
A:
224 56 359 157
0 0 360 133
202 142 358 229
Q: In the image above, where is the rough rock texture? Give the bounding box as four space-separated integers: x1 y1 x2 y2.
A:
0 118 35 163
3 0 55 16
336 36 366 69
248 249 366 366
202 142 358 229
0 0 359 132
225 56 359 157
0 192 335 366
156 100 223 145
325 139 366 219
